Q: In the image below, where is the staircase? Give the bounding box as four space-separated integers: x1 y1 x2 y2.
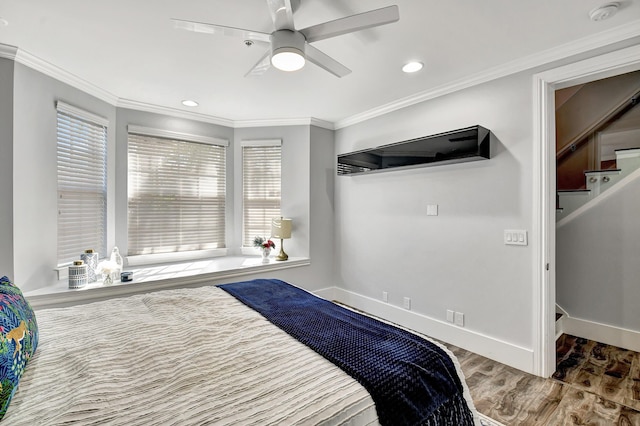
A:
554 71 640 353
555 70 640 221
556 147 640 220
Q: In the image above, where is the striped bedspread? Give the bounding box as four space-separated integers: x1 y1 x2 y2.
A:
5 284 478 425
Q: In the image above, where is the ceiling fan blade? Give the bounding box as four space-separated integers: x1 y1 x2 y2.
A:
305 44 351 78
300 5 399 43
266 0 296 30
245 50 272 77
171 18 271 43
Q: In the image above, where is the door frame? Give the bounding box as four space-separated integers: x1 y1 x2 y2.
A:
532 44 640 377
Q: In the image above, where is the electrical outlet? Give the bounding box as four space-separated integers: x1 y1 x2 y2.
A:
446 310 454 323
454 312 464 327
382 291 388 303
426 204 438 216
403 297 411 310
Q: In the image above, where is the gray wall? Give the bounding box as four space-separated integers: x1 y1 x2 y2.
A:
556 177 640 330
309 126 336 285
12 63 116 292
234 125 311 259
335 70 535 350
180 124 335 292
6 59 333 294
0 58 14 278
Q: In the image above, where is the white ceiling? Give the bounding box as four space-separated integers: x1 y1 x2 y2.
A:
1 0 639 126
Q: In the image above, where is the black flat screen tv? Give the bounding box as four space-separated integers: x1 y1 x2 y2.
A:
337 125 490 175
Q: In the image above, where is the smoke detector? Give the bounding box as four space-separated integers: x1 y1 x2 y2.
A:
589 2 620 21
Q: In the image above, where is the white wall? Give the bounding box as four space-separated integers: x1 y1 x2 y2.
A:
334 71 537 368
0 58 14 278
556 176 640 331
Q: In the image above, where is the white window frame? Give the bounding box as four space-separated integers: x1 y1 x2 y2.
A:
126 125 229 266
240 139 282 255
55 101 108 267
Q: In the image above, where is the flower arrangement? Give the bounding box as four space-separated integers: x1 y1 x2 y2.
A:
253 236 275 250
97 260 119 275
97 260 120 285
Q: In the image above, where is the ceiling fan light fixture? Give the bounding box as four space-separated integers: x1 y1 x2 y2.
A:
271 47 305 71
270 29 306 72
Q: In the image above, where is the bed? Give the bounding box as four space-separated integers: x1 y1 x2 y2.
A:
0 276 480 425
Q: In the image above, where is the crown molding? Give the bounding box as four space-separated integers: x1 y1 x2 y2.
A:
310 117 335 130
234 117 334 130
117 98 235 128
118 98 335 129
2 43 333 130
0 44 18 60
3 17 639 132
11 46 119 105
334 19 640 130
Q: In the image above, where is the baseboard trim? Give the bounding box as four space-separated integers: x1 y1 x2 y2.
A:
562 315 640 352
316 286 534 375
555 304 569 340
313 287 336 300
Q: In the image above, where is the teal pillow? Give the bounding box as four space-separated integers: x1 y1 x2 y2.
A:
0 276 38 420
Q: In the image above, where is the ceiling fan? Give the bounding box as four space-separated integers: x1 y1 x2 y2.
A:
171 0 399 78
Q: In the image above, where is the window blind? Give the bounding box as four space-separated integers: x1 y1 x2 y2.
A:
128 132 226 256
56 102 108 266
242 141 282 246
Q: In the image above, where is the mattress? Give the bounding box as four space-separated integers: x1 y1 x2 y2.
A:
5 284 478 425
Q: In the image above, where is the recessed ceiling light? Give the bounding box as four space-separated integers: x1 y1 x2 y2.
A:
402 61 424 73
589 2 620 21
181 100 199 107
0 18 9 27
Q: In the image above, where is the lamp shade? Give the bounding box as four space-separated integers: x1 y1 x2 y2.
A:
271 217 292 239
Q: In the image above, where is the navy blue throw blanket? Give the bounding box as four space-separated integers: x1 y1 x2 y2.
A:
218 279 475 426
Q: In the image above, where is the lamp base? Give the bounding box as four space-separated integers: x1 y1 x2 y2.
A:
276 239 288 261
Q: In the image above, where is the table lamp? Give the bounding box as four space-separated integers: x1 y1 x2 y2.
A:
271 217 292 261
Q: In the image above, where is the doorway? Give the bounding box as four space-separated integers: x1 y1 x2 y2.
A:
532 44 640 378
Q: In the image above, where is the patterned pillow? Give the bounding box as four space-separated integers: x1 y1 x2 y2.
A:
0 276 38 420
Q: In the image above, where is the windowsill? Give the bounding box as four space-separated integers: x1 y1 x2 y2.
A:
25 255 310 310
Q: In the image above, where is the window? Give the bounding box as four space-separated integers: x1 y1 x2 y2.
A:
127 126 227 256
242 140 282 246
56 102 108 266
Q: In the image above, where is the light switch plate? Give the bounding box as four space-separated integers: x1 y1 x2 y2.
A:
426 204 438 216
504 229 528 246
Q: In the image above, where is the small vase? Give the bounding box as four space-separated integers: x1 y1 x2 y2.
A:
261 247 271 263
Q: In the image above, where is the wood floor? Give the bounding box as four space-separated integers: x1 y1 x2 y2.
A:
446 335 640 425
